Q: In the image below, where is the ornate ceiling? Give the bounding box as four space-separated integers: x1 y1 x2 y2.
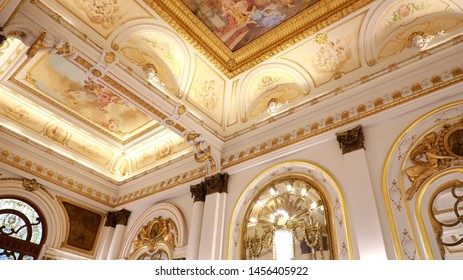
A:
1 0 463 205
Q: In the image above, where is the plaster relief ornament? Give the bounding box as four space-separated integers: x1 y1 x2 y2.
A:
408 32 434 50
313 36 351 75
77 0 124 29
44 123 69 144
197 80 218 109
143 63 164 87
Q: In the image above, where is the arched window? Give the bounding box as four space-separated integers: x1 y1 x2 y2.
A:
0 197 47 260
242 177 333 260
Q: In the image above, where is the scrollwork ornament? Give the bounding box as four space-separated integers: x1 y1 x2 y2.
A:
130 216 178 259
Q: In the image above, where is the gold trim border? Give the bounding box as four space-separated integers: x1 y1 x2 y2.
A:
226 160 354 260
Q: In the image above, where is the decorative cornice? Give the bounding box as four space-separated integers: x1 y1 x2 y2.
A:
0 146 115 205
205 173 229 195
190 181 206 203
336 126 365 154
221 65 463 168
115 208 131 226
104 211 117 228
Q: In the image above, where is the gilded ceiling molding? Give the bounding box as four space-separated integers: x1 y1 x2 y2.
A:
0 146 115 206
0 177 41 192
0 142 208 207
144 0 373 78
1 0 26 28
336 126 365 154
0 120 194 186
221 65 463 169
0 177 53 199
114 165 208 206
25 32 46 58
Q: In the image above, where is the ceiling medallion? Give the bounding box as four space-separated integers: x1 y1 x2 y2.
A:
144 0 373 77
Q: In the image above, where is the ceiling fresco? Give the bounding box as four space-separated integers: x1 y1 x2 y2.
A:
1 0 463 194
148 0 372 77
12 51 156 141
181 0 319 51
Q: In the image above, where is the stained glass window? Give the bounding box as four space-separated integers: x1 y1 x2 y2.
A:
0 197 46 260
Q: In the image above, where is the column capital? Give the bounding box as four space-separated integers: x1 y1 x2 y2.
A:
104 211 117 228
336 126 365 154
205 173 229 195
115 209 131 226
190 182 206 202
